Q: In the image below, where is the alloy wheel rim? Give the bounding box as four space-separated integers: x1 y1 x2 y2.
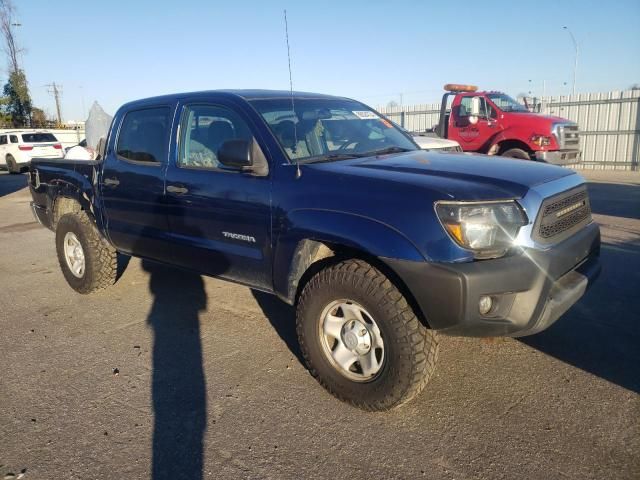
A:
318 300 385 382
63 232 85 278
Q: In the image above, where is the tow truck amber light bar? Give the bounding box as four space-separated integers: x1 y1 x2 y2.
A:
444 83 478 93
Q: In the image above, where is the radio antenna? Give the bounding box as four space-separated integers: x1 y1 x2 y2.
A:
283 9 301 178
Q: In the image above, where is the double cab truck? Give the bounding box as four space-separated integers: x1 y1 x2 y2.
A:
28 90 600 410
435 84 581 164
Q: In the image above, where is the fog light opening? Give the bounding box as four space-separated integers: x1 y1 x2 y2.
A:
479 295 494 315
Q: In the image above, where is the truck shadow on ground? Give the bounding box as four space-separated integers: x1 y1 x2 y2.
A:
521 180 640 393
0 171 27 197
142 259 208 480
587 181 640 220
251 290 304 364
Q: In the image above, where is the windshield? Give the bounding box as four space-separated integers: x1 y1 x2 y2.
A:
486 93 528 113
250 98 417 163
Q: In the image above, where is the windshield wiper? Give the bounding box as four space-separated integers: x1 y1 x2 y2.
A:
301 152 366 164
359 146 413 157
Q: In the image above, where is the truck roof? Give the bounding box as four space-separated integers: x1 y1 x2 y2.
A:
119 89 351 110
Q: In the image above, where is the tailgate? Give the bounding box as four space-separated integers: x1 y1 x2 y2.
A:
24 142 62 157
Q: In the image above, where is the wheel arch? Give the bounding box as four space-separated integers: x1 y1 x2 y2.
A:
51 183 98 229
276 236 432 329
495 138 533 156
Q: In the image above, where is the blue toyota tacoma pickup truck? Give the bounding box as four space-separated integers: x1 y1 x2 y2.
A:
29 90 600 410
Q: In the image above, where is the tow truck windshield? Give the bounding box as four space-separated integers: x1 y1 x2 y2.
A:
486 93 528 113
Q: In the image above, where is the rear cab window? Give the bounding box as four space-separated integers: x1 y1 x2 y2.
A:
21 133 58 143
116 107 170 164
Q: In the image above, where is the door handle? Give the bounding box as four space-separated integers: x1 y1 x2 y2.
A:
103 177 120 187
167 184 189 195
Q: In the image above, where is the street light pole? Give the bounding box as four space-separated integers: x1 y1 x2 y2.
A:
563 26 578 96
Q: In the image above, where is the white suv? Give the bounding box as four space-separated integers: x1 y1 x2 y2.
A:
0 130 63 173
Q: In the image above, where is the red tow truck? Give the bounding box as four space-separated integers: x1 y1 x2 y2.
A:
434 84 581 164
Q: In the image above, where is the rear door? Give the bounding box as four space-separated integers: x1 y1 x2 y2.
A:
164 100 273 289
100 104 175 260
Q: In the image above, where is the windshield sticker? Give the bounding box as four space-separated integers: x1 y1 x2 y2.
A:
380 118 393 128
352 110 379 120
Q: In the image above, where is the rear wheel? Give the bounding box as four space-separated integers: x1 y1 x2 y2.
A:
296 259 439 411
55 212 118 294
6 155 19 174
501 148 531 160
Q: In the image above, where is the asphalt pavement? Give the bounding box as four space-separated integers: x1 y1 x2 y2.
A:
0 169 638 480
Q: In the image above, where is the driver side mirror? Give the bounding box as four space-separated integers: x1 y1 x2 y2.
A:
218 139 253 169
468 97 481 125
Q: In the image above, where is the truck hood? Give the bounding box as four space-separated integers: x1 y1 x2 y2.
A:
505 111 575 128
310 150 575 200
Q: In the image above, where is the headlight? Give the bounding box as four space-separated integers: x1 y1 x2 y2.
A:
531 134 552 147
435 201 527 259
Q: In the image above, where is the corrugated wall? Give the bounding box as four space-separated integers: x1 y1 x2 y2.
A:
377 90 640 170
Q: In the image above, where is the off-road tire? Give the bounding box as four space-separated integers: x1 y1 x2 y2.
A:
6 155 19 174
55 212 117 294
296 259 439 411
501 148 531 160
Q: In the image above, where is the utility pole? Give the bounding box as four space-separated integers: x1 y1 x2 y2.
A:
563 26 578 96
45 82 63 126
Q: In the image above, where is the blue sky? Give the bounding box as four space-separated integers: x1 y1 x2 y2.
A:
12 0 640 121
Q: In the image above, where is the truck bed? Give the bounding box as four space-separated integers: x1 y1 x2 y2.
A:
29 157 102 229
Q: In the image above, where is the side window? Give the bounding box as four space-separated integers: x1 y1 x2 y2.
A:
459 96 473 117
485 99 497 119
116 107 169 164
179 104 253 170
10 135 18 143
0 135 7 145
459 96 492 119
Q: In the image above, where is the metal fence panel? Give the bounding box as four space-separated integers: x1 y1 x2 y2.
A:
377 90 640 170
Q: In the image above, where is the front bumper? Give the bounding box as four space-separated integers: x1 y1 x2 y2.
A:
385 222 600 337
535 149 581 165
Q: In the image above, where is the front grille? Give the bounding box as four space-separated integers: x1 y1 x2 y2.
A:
533 186 592 244
557 124 580 149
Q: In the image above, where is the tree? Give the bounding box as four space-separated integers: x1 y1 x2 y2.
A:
0 0 21 73
3 69 31 126
31 107 47 127
0 0 32 126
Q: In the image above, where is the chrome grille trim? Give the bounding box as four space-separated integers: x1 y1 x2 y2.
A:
552 122 580 149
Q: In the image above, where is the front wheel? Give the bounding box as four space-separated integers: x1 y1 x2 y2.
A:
55 213 118 294
501 148 531 160
296 259 439 411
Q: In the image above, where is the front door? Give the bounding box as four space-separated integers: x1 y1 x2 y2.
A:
100 105 174 259
448 95 497 152
164 101 272 290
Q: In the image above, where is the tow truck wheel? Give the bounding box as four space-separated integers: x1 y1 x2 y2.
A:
55 212 118 294
501 148 531 160
296 259 439 411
